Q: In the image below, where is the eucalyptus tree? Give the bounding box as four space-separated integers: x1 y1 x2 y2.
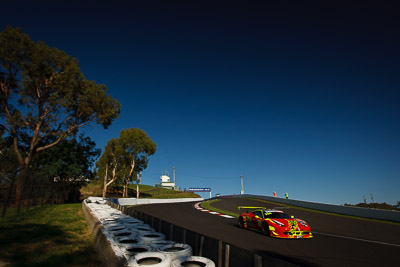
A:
96 138 125 198
30 134 100 204
119 128 156 198
96 128 156 198
0 26 121 208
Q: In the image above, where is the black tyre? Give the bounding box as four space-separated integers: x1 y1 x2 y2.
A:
262 223 270 236
238 217 245 229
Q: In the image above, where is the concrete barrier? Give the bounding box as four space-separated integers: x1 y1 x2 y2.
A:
237 194 400 222
108 198 203 206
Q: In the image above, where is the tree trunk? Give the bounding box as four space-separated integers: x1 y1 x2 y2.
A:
103 163 118 198
26 176 35 210
136 173 141 199
1 171 17 217
123 179 129 197
49 179 55 204
14 166 28 209
102 164 108 198
40 180 46 207
15 154 34 212
17 170 30 213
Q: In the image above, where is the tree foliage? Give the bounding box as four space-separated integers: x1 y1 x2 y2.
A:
31 134 100 182
96 128 156 198
0 132 18 184
0 26 121 207
30 134 101 203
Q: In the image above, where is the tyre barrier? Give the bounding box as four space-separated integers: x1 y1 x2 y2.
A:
106 225 126 232
130 223 154 231
115 236 143 248
158 243 193 261
111 229 135 238
172 256 215 267
128 252 171 267
138 232 166 244
103 222 124 228
83 197 216 267
149 240 176 249
118 218 143 226
122 244 155 259
131 224 156 236
116 217 143 223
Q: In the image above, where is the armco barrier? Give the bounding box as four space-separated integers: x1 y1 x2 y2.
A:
237 194 400 222
120 206 299 267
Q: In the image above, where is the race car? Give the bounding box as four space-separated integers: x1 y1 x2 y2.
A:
237 206 313 239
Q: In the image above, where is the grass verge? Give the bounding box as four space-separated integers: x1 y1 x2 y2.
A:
200 199 240 218
0 204 101 267
80 183 201 199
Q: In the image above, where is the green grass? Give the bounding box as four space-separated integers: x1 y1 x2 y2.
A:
81 182 201 199
128 184 201 198
0 204 101 267
200 199 239 218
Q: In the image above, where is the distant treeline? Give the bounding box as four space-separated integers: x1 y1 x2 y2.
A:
344 202 400 211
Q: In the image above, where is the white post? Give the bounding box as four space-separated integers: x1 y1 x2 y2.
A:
240 175 244 195
173 166 175 184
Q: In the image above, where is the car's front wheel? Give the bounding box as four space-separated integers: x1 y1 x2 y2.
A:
262 222 270 236
238 216 245 229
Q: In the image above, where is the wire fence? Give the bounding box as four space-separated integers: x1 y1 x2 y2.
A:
1 174 83 217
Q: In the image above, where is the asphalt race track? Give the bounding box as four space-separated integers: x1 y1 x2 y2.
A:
128 196 400 266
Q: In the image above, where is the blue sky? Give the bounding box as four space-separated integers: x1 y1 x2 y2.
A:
2 1 399 204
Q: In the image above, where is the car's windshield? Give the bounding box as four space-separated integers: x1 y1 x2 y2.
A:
263 211 291 219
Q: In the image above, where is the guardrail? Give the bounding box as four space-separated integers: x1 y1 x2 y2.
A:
237 194 400 222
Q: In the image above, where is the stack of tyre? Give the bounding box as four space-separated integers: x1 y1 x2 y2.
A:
86 198 215 267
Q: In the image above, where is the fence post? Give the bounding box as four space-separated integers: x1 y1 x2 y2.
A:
254 254 262 267
224 244 230 267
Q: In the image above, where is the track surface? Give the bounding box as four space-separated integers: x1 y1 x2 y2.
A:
128 197 400 266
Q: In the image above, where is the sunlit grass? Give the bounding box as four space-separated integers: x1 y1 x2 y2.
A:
0 203 101 266
200 199 239 218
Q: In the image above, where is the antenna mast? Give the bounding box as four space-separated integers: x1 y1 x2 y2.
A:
173 166 175 184
240 175 244 195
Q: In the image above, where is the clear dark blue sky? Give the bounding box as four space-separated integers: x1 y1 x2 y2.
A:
3 1 399 204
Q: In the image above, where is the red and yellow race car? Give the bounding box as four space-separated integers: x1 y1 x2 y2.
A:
238 206 313 239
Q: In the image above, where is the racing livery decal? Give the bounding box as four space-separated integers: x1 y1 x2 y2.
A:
237 206 313 239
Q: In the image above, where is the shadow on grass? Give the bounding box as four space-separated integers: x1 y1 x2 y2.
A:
0 223 100 267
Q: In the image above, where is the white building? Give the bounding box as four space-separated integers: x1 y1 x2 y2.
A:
155 173 180 190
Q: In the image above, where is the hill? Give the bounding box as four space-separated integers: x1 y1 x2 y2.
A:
80 182 201 200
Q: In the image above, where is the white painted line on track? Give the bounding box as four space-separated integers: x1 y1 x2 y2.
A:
313 231 400 248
